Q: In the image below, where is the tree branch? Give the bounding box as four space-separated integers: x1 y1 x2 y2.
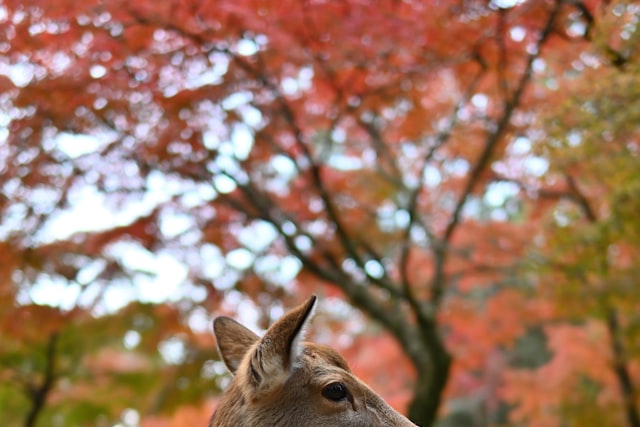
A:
566 174 597 222
565 174 640 427
398 55 487 318
24 333 58 427
215 172 420 356
431 1 564 307
606 308 640 427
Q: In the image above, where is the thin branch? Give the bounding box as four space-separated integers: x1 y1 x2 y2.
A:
221 166 408 299
431 1 564 307
211 167 428 363
567 0 595 41
398 54 487 313
606 308 640 427
443 1 562 243
566 174 597 222
565 174 640 427
24 333 58 427
496 8 511 101
237 58 410 301
356 116 404 184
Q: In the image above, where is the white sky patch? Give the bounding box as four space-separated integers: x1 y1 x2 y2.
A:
0 111 10 133
281 77 300 96
76 260 107 285
378 204 410 232
230 125 254 159
199 244 225 280
280 66 314 97
179 182 216 208
38 176 171 243
102 283 136 313
271 154 296 177
484 181 519 206
471 93 489 110
115 242 157 274
184 54 229 90
1 62 40 87
76 251 190 314
491 0 526 8
294 234 312 252
202 129 219 150
159 211 194 238
510 26 526 42
134 254 188 304
364 259 384 279
254 254 301 287
505 136 550 177
90 64 107 79
205 125 254 192
212 174 237 194
236 39 259 56
524 156 549 176
50 52 72 74
509 136 531 155
567 131 582 147
158 337 186 364
112 243 188 304
444 158 470 176
237 220 277 252
40 188 114 239
240 105 262 128
225 248 254 270
222 91 252 110
121 408 140 427
533 58 546 73
274 256 301 284
29 280 82 310
329 154 362 171
187 307 211 333
567 20 587 38
54 132 112 158
146 170 186 201
221 290 262 331
123 330 141 349
423 165 442 187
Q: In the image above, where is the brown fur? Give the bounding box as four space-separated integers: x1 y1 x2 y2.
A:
210 296 417 427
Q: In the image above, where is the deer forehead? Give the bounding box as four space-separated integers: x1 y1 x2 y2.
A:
301 342 351 372
294 343 371 393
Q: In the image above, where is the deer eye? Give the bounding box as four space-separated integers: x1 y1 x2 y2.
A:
322 382 349 401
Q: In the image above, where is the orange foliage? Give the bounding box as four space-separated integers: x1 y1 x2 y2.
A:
340 332 416 414
141 399 218 427
1 0 637 426
501 322 623 427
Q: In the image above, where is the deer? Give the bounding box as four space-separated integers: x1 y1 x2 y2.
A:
210 295 418 426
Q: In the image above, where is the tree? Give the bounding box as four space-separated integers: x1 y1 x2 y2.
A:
501 3 640 426
0 0 637 426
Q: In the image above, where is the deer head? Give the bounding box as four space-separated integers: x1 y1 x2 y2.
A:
210 295 417 426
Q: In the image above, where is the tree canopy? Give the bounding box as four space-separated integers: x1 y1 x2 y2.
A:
1 0 639 426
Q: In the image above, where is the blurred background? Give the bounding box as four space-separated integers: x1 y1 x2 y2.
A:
1 0 639 426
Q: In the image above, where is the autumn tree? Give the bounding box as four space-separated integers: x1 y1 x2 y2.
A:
501 5 640 425
1 0 638 426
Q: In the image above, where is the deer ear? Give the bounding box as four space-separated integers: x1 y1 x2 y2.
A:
213 316 260 375
247 296 317 393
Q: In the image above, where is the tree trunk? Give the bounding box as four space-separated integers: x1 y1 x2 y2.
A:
407 340 452 427
24 333 58 427
606 309 640 427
